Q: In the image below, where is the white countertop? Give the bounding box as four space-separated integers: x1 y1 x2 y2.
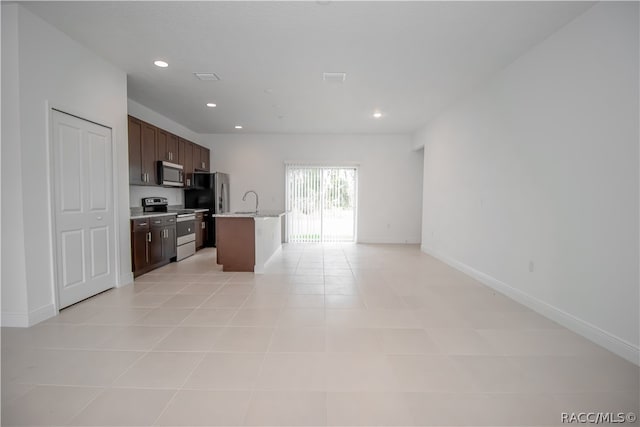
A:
130 212 177 220
213 211 285 218
130 207 209 219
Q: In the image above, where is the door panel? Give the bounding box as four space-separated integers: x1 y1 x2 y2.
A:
88 131 109 211
59 124 83 212
61 229 85 288
52 110 116 308
90 226 110 278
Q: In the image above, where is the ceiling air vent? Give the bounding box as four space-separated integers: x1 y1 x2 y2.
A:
193 72 221 81
323 72 346 83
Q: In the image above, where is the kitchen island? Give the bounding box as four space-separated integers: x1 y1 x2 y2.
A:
213 211 285 273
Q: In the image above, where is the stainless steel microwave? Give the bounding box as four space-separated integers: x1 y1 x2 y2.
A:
157 161 184 187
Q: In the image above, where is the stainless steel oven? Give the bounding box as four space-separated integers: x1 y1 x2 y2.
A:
176 213 196 260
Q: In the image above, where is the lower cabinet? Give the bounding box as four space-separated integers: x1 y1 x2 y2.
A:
163 219 177 259
195 212 207 250
131 216 177 277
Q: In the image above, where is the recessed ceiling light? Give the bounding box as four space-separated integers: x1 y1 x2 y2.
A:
206 103 217 108
154 60 168 68
373 111 383 118
234 125 243 129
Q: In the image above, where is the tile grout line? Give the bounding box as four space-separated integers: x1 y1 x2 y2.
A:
239 309 282 426
149 351 208 426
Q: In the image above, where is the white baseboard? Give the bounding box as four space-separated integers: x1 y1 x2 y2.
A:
421 245 640 366
118 272 134 287
255 245 283 275
28 303 57 326
1 303 57 327
1 311 29 327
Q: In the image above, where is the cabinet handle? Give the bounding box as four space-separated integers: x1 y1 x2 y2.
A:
147 231 152 242
138 222 147 226
186 178 190 186
202 222 205 229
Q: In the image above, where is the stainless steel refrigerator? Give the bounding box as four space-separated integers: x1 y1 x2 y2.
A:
184 172 230 246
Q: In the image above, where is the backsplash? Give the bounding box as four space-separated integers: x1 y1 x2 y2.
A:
129 185 183 207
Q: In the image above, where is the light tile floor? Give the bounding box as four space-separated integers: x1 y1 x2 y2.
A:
2 244 638 426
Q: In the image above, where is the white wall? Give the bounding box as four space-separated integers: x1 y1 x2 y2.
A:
128 99 203 144
415 2 639 363
1 4 131 326
204 134 423 244
1 4 29 323
129 185 183 208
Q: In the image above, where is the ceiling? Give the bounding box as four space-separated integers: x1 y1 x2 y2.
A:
24 1 593 134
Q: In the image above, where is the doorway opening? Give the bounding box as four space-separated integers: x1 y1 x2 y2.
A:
285 165 358 243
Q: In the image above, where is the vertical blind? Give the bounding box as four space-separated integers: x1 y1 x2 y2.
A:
285 165 358 243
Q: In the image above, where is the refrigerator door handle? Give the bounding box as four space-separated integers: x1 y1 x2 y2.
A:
219 182 225 213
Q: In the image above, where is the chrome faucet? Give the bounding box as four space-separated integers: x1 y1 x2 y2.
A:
242 190 259 213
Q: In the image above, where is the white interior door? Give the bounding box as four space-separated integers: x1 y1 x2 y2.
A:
52 110 115 308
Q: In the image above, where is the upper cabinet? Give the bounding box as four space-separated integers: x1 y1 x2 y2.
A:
128 115 211 186
180 138 194 187
157 129 179 163
128 117 144 185
202 146 211 171
194 145 210 172
128 116 156 185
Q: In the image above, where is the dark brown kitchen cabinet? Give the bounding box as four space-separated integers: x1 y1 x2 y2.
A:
131 216 177 277
202 146 210 171
180 138 194 187
141 123 157 184
128 116 157 186
131 219 150 275
157 129 179 163
149 217 165 265
128 117 144 185
163 216 177 259
128 115 210 187
195 212 205 249
194 145 210 172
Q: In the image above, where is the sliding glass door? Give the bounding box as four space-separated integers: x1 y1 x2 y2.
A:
286 165 358 243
